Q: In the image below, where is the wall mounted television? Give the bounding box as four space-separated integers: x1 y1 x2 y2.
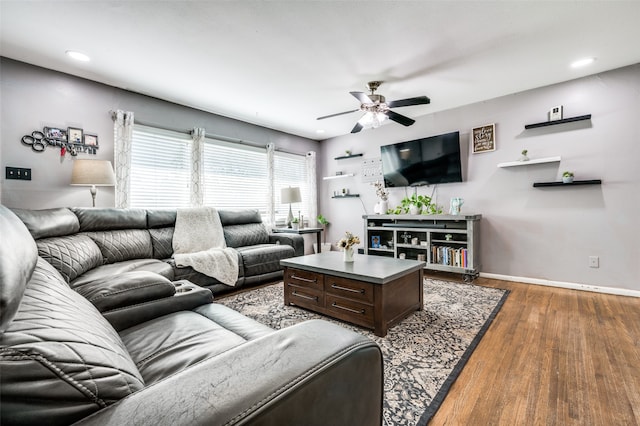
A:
380 131 463 187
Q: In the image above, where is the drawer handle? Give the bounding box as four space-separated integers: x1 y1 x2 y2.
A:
331 283 365 294
291 274 317 283
331 302 365 315
292 291 318 301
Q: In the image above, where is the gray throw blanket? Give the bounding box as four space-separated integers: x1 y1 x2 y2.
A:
172 207 239 286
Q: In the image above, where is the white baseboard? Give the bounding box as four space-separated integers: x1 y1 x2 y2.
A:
479 272 640 298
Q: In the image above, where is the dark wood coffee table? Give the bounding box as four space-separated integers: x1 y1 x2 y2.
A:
281 252 424 337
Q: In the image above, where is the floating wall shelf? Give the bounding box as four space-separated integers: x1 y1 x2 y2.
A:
533 179 602 188
331 194 360 198
497 156 561 168
524 114 591 129
322 173 355 180
334 153 363 160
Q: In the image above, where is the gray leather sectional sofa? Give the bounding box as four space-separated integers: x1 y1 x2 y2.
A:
0 205 384 425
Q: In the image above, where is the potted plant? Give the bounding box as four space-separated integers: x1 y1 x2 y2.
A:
316 214 332 253
520 149 529 161
393 193 432 215
291 217 300 230
562 171 574 183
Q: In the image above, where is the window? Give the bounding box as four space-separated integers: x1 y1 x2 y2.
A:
130 125 191 208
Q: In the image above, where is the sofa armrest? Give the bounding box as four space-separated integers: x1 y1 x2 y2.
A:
74 319 383 426
103 280 213 331
269 233 304 256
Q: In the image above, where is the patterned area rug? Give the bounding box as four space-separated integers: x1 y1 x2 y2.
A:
217 278 509 426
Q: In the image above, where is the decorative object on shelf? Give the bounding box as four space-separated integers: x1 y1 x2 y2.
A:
420 241 428 246
399 253 406 259
337 231 360 262
400 231 412 244
562 171 574 183
387 239 394 248
372 180 389 214
291 217 300 230
411 237 419 246
472 123 496 154
417 254 426 262
345 150 352 156
393 193 433 215
70 159 116 207
445 234 453 241
549 105 563 121
341 188 349 195
449 197 464 215
371 235 381 248
520 149 529 162
281 186 301 228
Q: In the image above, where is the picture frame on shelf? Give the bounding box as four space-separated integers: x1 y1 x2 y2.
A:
371 235 381 248
67 127 83 144
43 127 67 141
84 134 98 147
472 123 496 154
548 105 563 121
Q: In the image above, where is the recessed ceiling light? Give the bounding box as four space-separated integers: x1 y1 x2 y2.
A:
66 50 91 62
571 57 596 68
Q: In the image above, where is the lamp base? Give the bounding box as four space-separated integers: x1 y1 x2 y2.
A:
90 185 97 207
286 204 293 228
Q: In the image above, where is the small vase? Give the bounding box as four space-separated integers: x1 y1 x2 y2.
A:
343 246 354 262
520 155 529 162
562 176 574 184
409 204 419 215
378 200 388 215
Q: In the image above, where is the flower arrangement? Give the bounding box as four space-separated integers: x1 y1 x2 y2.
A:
337 231 360 249
372 180 389 201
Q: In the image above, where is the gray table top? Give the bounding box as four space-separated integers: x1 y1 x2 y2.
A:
280 251 425 284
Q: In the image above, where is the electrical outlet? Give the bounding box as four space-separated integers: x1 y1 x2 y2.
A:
589 256 599 268
5 167 32 180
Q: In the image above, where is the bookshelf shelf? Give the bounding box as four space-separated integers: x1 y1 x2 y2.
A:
334 153 363 160
524 114 591 129
331 194 360 198
497 156 561 168
533 179 602 188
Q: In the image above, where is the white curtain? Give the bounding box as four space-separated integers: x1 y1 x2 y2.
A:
113 110 134 208
191 128 205 206
266 143 275 227
306 151 317 226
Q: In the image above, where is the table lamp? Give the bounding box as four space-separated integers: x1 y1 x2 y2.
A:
280 186 301 228
71 159 116 207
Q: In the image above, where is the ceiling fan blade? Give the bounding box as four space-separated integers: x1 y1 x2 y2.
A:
317 109 360 120
350 122 364 133
386 96 431 108
350 91 373 104
384 110 415 127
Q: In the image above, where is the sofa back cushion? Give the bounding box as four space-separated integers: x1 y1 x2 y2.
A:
224 223 270 248
85 230 153 264
72 207 147 231
149 227 175 259
0 258 145 426
11 207 80 239
36 234 103 283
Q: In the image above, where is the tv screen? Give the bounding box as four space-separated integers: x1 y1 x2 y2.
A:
380 131 462 187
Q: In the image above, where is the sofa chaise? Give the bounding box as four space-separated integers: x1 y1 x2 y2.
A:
0 205 383 425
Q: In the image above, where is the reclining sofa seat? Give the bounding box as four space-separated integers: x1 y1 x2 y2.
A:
11 207 304 297
0 205 384 425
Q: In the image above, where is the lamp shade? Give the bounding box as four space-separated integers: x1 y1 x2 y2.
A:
280 187 301 204
70 160 116 186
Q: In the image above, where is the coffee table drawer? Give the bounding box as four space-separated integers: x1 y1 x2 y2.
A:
284 268 324 291
325 294 374 329
286 285 324 310
325 276 374 304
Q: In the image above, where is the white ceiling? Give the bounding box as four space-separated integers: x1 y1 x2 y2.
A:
2 1 640 141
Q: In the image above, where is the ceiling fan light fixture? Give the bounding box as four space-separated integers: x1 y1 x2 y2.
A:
65 50 91 62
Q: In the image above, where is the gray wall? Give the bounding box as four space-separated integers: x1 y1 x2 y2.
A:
319 64 640 293
0 58 319 209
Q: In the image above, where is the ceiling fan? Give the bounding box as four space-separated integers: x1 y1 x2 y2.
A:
317 81 430 133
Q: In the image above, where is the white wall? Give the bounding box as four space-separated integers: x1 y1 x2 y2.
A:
0 58 319 209
319 64 640 293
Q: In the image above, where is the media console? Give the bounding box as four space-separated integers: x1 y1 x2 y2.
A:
364 213 481 282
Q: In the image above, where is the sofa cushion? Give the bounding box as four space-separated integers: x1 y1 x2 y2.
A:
119 306 264 385
85 230 154 264
0 258 145 425
36 234 103 283
237 243 295 277
224 223 270 248
71 259 174 287
149 227 174 259
11 207 80 239
72 207 148 231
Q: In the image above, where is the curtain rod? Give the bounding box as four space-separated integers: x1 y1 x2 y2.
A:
110 112 306 157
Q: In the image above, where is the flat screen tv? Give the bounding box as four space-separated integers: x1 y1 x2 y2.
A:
380 131 462 187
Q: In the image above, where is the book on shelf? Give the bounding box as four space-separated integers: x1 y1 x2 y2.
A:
431 245 468 268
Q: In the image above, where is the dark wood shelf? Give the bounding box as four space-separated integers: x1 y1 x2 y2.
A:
533 179 601 188
524 114 591 129
331 194 360 198
334 153 363 160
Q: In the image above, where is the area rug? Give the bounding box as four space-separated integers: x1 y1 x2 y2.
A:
216 278 509 426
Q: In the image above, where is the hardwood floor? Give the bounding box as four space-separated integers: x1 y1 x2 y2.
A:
427 274 640 426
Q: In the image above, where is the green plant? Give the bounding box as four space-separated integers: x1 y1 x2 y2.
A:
317 214 329 243
291 217 299 223
392 194 432 214
521 149 528 156
562 171 574 177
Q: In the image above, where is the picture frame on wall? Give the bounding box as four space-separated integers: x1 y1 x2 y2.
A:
472 123 496 154
43 127 67 141
68 127 83 144
84 134 99 147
